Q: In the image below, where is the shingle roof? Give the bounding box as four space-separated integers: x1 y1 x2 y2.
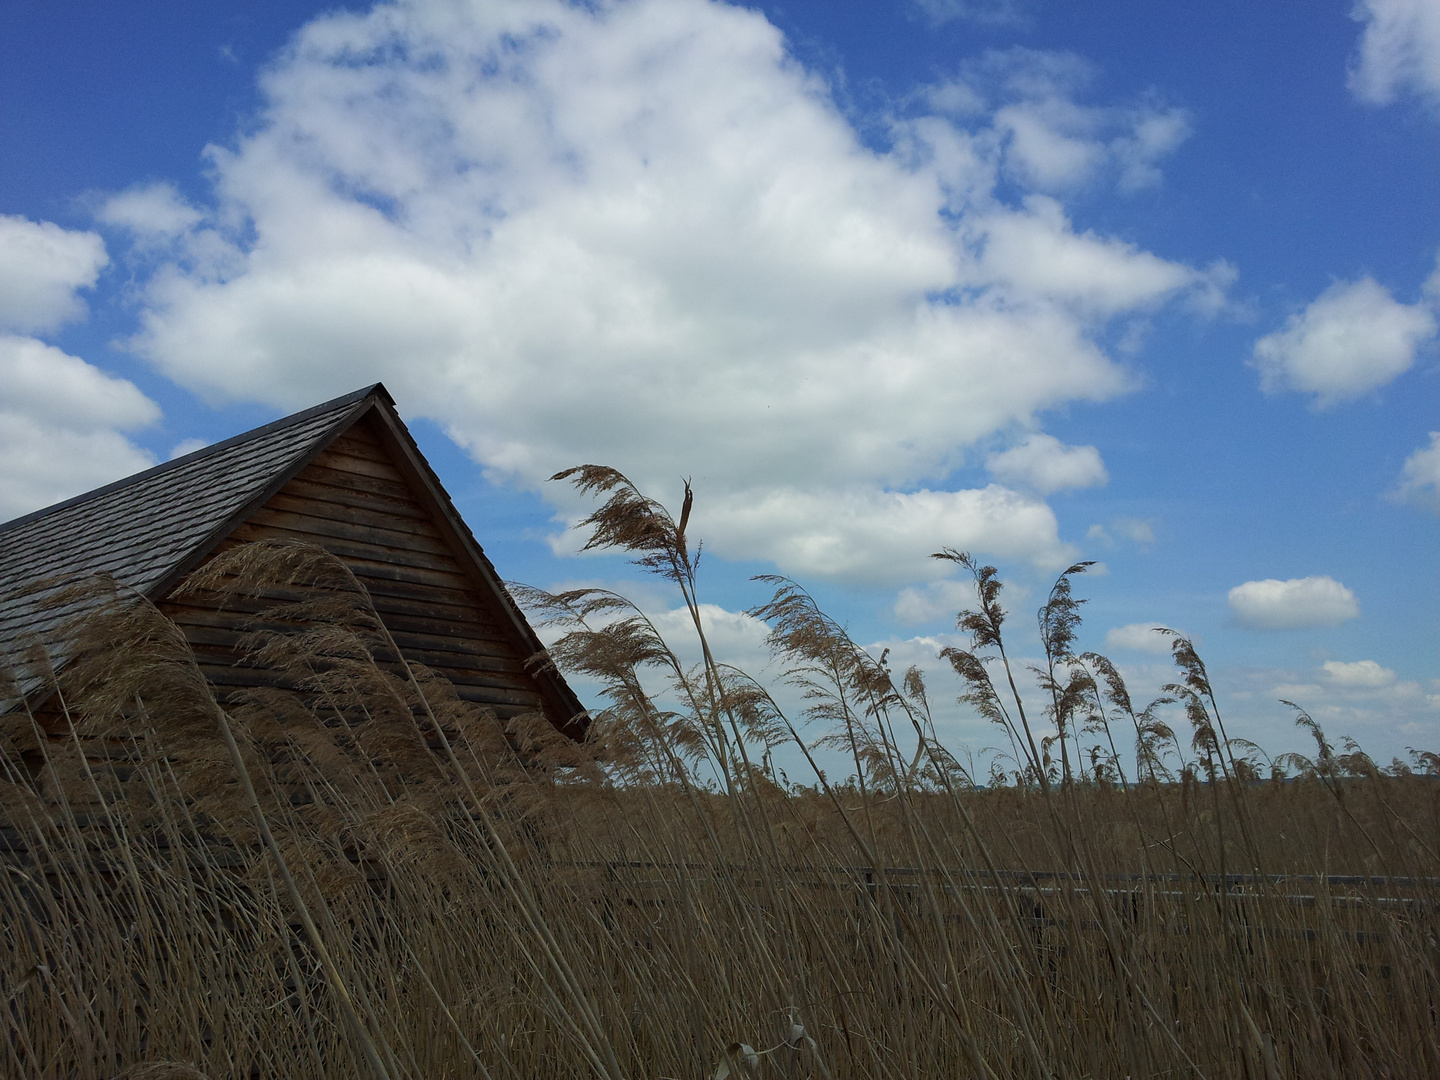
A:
0 386 379 704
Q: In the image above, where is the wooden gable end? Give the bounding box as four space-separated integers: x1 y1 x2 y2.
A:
156 409 582 734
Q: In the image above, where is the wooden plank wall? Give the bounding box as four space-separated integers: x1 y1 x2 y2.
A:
158 417 549 724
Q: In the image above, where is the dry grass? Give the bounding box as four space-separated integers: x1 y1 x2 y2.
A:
0 471 1434 1079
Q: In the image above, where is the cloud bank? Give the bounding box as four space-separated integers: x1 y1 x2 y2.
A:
107 0 1224 583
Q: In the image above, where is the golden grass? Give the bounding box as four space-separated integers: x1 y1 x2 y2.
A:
0 474 1434 1079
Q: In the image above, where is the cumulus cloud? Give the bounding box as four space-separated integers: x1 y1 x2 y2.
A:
1349 0 1440 106
997 101 1189 194
1103 622 1173 654
0 215 108 335
0 336 159 520
1243 665 1437 749
930 49 1192 194
1227 576 1360 631
1252 277 1436 407
647 483 1077 584
99 183 205 247
1318 659 1397 690
649 602 774 671
970 197 1210 317
894 579 975 624
987 432 1106 493
1391 431 1440 514
0 214 162 522
113 0 1225 583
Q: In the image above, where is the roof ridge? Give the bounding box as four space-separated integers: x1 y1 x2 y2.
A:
0 384 388 537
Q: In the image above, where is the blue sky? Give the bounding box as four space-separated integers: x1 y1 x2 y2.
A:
2 0 1436 771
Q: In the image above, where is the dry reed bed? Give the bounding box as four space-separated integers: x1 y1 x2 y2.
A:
0 469 1435 1079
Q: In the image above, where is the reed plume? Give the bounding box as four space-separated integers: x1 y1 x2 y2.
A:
0 478 1432 1079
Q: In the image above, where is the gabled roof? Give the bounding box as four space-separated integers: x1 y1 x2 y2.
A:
0 385 585 730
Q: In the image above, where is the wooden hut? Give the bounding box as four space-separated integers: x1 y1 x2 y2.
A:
0 383 586 738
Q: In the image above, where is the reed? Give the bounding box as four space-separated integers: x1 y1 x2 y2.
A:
0 471 1433 1079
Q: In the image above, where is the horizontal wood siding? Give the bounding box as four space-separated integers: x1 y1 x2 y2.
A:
158 418 549 723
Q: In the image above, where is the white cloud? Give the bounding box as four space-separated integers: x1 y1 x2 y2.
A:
115 0 1224 584
1112 106 1192 192
1110 517 1154 545
1391 431 1440 514
912 0 1029 29
995 100 1190 194
0 215 160 522
943 50 1192 194
1227 576 1360 631
894 579 976 625
1251 668 1436 751
0 335 159 521
0 336 157 431
99 183 204 245
98 184 248 279
1087 517 1154 548
550 481 1077 585
1252 277 1436 407
0 215 108 335
971 197 1209 317
993 101 1106 190
649 602 774 672
1349 0 1440 106
863 634 966 694
169 437 210 460
687 484 1079 583
1104 622 1173 655
867 634 956 672
1319 659 1397 690
987 432 1106 493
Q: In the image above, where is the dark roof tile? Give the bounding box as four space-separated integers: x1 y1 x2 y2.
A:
0 387 378 702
